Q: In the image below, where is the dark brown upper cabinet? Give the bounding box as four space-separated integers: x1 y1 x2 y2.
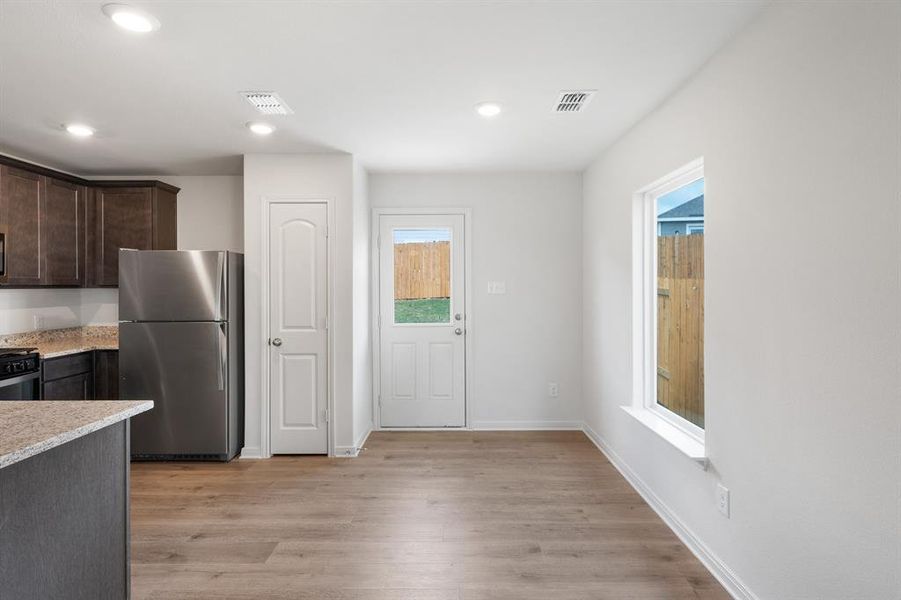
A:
0 166 43 286
0 155 178 288
87 184 178 287
41 178 86 286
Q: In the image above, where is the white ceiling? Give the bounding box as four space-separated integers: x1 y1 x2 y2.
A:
0 1 763 175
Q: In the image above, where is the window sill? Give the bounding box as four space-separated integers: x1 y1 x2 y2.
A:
621 406 707 468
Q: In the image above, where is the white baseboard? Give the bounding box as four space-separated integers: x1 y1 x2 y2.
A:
580 422 759 600
239 446 263 459
356 423 373 447
334 424 374 458
354 423 373 453
377 427 467 431
472 420 583 430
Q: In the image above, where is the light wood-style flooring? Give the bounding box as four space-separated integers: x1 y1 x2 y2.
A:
131 431 729 599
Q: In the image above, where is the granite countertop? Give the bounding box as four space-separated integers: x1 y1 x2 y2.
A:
0 400 152 469
0 325 118 359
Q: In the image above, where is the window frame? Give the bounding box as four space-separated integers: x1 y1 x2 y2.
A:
687 223 704 235
630 158 706 452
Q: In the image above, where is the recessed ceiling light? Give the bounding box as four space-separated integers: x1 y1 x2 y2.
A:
247 122 275 136
102 4 161 33
475 102 502 118
64 123 95 138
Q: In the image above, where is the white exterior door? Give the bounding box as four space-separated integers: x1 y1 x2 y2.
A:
269 203 329 454
379 214 465 427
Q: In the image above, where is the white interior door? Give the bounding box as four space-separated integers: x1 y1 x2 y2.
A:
269 202 329 454
379 214 465 427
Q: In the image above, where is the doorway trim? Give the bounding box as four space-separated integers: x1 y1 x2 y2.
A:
260 196 336 458
370 207 473 430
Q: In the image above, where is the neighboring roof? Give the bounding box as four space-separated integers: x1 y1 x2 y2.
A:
659 194 704 219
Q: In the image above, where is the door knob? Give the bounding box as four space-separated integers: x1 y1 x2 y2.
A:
454 328 463 336
271 338 283 347
454 313 462 321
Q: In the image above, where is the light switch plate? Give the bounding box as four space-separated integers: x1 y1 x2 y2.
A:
487 281 506 295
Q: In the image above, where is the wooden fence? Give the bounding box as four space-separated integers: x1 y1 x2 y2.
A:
394 241 450 300
657 234 704 428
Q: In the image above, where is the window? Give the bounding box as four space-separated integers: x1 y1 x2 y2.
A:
629 159 705 458
656 176 704 430
393 228 451 324
687 223 704 235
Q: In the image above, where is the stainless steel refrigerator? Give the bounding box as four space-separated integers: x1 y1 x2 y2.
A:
119 250 244 461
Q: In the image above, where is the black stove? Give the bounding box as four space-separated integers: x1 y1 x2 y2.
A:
0 348 41 400
0 349 40 377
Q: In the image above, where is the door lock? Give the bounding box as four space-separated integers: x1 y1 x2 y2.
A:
454 313 462 321
271 338 283 347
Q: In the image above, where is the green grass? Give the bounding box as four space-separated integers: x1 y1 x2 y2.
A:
394 298 450 323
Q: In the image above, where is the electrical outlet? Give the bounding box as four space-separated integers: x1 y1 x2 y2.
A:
487 281 506 295
716 483 730 518
548 382 559 398
32 315 44 330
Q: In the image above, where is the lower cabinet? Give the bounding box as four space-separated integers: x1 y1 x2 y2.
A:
42 372 94 401
42 350 118 400
93 350 119 400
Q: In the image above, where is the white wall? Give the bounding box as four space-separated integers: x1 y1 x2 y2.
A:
242 154 360 456
0 175 242 335
170 176 244 252
370 173 583 428
581 4 900 599
352 160 373 447
0 288 116 335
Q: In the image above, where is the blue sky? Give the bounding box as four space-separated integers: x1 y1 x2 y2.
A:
393 228 451 244
657 178 704 216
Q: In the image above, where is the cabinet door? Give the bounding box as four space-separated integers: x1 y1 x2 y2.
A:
43 372 94 401
152 188 177 250
0 166 42 285
42 351 93 381
91 187 153 287
93 350 119 400
41 178 86 286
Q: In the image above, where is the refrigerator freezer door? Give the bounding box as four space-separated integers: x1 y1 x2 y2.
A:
121 321 229 457
119 250 227 322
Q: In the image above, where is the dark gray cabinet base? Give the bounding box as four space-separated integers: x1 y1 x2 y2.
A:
94 349 120 400
0 422 130 599
42 370 94 400
42 350 119 400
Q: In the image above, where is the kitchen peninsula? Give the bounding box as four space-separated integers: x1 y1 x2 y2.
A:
0 400 152 599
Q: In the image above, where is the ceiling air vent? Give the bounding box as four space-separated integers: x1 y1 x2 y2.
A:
554 90 596 113
240 91 294 115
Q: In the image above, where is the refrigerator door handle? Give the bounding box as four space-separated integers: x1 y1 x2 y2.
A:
216 252 226 320
217 322 227 391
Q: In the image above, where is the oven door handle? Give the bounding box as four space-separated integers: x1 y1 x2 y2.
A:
0 372 40 387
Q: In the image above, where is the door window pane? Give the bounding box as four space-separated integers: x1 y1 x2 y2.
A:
394 228 451 324
656 178 704 428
